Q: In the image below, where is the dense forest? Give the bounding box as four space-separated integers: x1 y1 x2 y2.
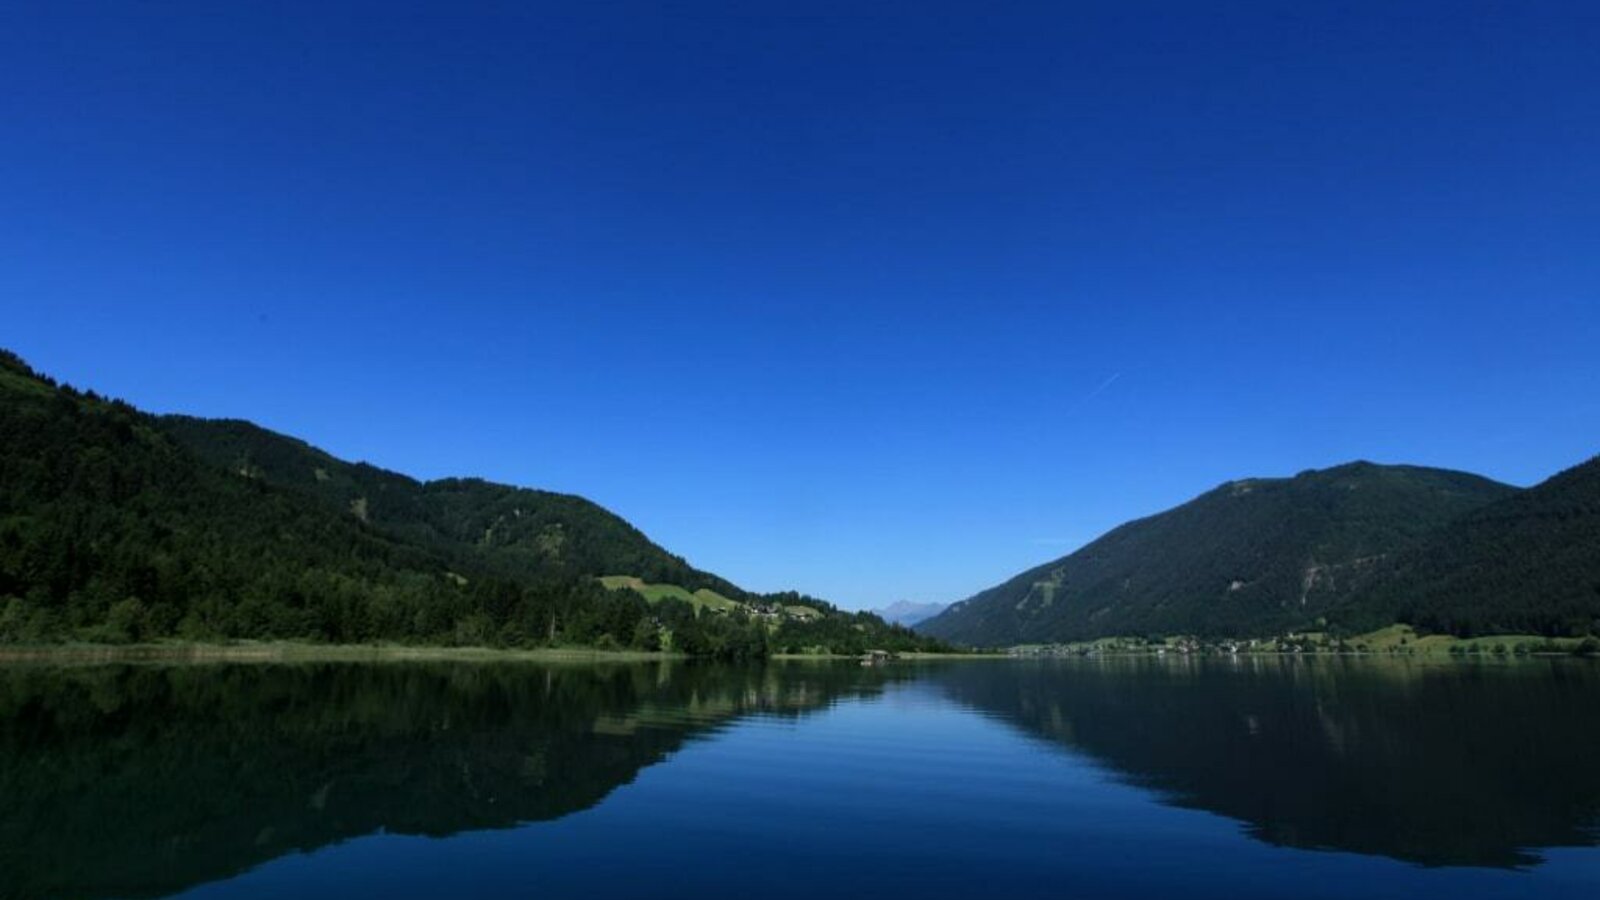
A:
1337 455 1600 637
0 350 948 656
160 415 745 596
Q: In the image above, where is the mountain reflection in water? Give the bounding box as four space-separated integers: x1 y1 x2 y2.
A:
0 661 908 899
930 656 1600 868
2 657 1598 900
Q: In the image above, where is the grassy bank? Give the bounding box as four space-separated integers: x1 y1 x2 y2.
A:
1346 624 1595 656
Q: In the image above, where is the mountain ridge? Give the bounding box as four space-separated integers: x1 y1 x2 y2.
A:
159 414 741 597
918 461 1523 645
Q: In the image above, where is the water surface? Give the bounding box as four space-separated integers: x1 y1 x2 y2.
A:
2 656 1597 898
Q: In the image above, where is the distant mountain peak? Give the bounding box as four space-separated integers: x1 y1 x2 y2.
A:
873 600 947 627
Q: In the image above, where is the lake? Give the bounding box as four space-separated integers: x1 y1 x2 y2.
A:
2 656 1598 898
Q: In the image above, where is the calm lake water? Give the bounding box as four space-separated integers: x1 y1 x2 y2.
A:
3 657 1598 899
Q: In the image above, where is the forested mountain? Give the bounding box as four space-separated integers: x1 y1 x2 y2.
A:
1338 455 1600 637
0 350 481 645
918 463 1517 646
0 350 944 655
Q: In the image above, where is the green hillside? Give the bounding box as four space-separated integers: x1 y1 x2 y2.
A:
918 462 1516 646
159 413 941 654
160 415 742 597
0 350 689 650
1338 455 1600 637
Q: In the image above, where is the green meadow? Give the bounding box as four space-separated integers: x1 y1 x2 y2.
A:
600 576 741 613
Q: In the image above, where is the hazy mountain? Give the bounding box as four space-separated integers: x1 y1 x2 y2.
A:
917 462 1516 646
873 600 947 627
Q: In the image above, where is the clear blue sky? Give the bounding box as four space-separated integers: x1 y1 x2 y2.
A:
3 1 1597 609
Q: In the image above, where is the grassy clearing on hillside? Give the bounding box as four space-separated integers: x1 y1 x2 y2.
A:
600 576 740 612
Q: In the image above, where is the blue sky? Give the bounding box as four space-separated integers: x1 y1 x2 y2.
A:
3 1 1597 609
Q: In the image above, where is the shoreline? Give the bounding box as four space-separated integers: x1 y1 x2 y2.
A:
769 651 1006 660
9 643 1583 666
0 643 1003 666
0 641 686 666
998 643 1587 659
